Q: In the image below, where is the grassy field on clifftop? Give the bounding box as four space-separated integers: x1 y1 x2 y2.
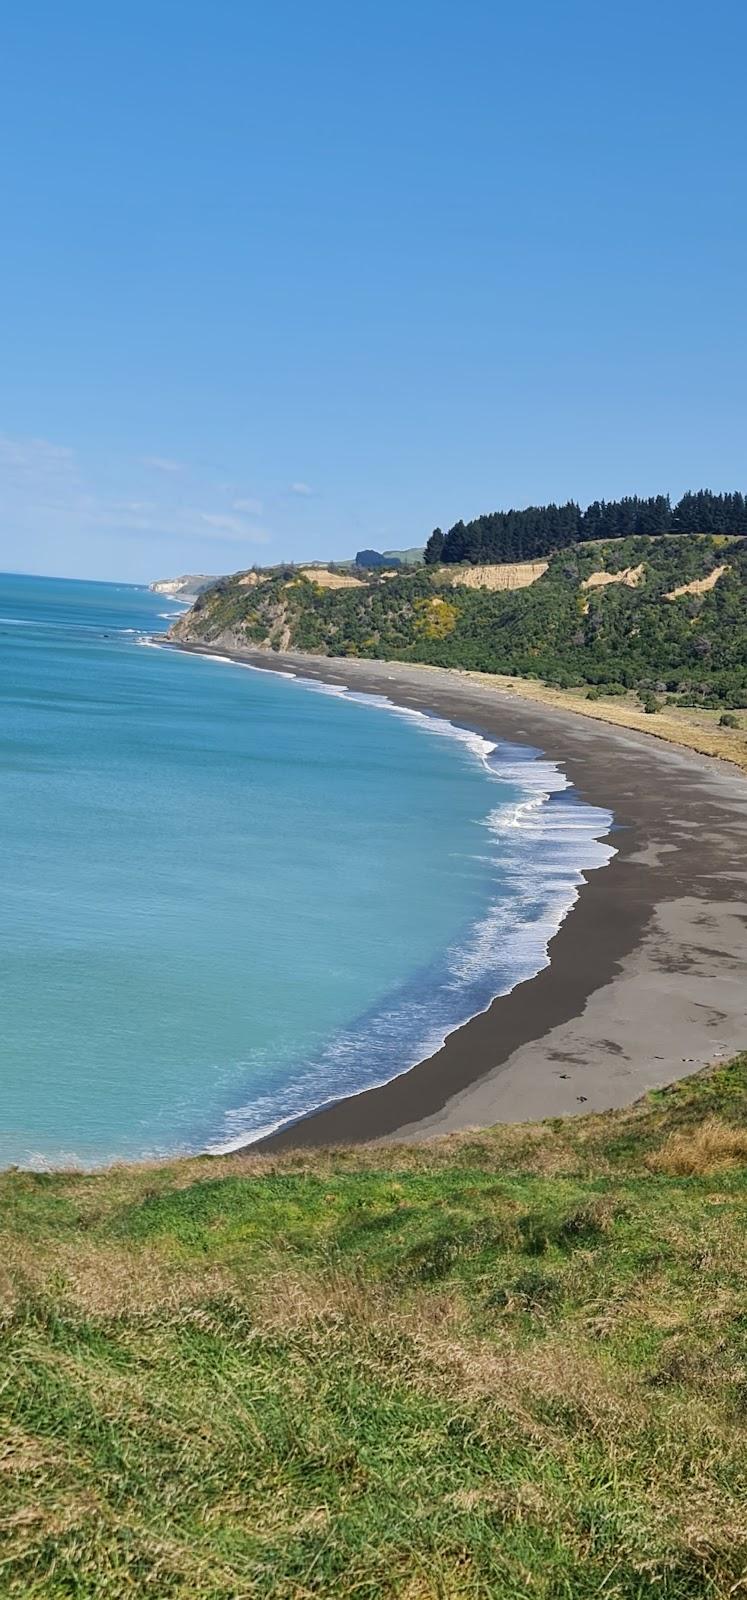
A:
2 1060 747 1598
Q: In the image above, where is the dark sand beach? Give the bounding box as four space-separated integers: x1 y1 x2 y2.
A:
171 644 747 1149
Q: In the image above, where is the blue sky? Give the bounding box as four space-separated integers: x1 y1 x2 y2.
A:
1 0 745 582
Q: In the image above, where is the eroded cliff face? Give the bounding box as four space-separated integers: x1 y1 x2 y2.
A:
168 580 293 652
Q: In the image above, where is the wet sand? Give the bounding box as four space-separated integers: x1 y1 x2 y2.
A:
171 645 747 1149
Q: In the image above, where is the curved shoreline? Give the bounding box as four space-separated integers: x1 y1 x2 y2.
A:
169 644 747 1151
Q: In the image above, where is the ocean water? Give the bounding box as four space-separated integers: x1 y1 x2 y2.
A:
0 572 614 1167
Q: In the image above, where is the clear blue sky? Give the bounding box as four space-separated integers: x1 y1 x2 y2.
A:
1 0 745 582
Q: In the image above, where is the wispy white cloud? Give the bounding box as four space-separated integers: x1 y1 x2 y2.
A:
82 504 270 545
232 496 263 516
109 499 157 514
289 481 313 496
196 511 269 542
0 434 271 553
143 455 184 474
0 434 76 476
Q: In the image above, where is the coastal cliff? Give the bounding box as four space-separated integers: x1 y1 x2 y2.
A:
151 573 218 600
169 533 747 714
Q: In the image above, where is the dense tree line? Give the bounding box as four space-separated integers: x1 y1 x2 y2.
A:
671 491 747 535
424 491 747 566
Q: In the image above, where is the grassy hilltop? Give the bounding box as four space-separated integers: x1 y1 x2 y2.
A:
3 1058 747 1597
172 533 747 714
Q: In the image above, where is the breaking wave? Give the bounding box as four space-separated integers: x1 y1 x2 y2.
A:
197 661 615 1151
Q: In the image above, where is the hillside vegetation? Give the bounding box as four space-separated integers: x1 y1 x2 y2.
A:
172 533 747 710
2 1058 747 1597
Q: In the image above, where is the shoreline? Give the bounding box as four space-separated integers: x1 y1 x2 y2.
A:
169 642 747 1150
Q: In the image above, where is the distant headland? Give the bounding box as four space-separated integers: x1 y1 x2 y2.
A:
150 573 218 601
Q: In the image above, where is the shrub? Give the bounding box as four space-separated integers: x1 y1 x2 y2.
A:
647 1117 747 1175
639 691 660 714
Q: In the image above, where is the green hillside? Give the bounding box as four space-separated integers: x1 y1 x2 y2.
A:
382 546 424 566
2 1058 747 1597
173 534 747 709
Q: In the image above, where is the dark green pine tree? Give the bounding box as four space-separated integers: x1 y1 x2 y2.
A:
423 527 445 565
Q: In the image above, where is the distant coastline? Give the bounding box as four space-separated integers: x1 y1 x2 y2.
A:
149 574 218 603
167 641 747 1151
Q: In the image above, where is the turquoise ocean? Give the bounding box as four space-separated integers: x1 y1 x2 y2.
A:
0 573 614 1167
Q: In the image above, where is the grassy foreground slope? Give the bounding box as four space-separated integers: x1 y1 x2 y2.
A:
2 1060 747 1597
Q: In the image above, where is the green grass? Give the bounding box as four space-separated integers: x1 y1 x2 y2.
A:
2 1060 747 1597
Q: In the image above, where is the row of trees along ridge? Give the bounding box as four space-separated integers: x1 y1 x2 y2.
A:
424 491 747 566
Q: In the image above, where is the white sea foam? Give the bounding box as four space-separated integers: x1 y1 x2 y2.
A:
0 615 143 634
190 651 615 1154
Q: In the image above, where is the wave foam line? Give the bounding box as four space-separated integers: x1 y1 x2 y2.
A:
151 645 615 1154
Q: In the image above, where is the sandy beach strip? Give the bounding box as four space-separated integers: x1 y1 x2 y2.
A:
169 644 747 1149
